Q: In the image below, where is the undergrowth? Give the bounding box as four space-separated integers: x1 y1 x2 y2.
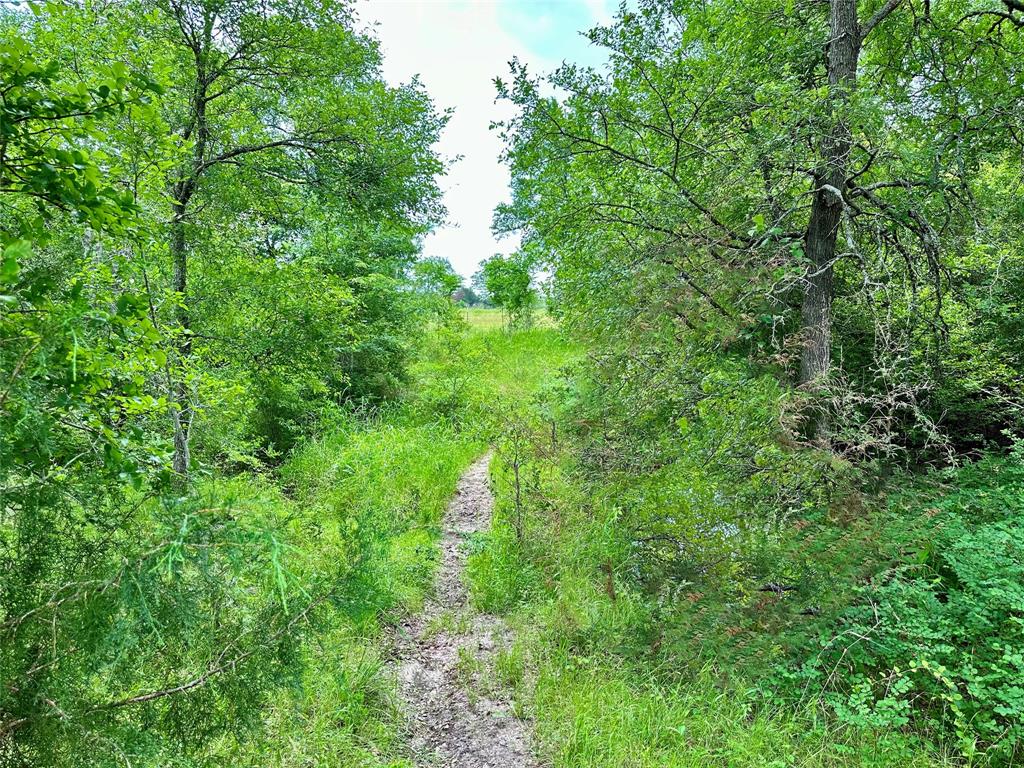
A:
207 309 572 766
466 353 1023 766
196 421 479 767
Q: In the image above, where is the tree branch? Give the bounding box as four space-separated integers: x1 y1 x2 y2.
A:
861 0 903 40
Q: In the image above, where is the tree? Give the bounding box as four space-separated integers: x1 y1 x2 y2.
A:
798 0 901 438
140 0 441 479
412 256 462 299
453 285 484 306
31 0 445 480
476 253 535 329
496 0 1024 452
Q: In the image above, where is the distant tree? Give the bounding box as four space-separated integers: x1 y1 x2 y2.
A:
411 256 463 325
470 269 492 305
454 285 484 306
412 256 462 299
477 253 535 328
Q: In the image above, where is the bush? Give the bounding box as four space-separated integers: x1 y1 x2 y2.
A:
470 412 954 768
805 454 1024 761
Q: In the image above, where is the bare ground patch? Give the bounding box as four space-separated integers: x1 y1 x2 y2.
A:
394 454 536 767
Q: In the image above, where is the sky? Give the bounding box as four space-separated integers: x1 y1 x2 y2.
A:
355 0 617 279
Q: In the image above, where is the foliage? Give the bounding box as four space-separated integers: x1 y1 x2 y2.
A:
0 30 154 235
476 253 536 329
454 284 486 307
411 311 480 425
0 20 169 489
408 256 464 332
465 449 541 614
1 31 181 762
486 1 1024 762
801 453 1024 760
467 417 958 768
0 2 451 764
0 321 486 765
465 339 1024 763
2 476 334 765
528 659 947 768
496 0 1024 455
412 256 462 300
5 0 1024 764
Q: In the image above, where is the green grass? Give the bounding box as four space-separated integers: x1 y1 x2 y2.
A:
228 311 939 768
211 312 573 766
478 533 960 768
215 624 408 767
201 312 965 767
462 306 506 330
464 325 575 401
527 654 952 768
283 422 484 613
208 420 479 767
198 311 1010 768
504 563 958 768
467 409 962 768
462 306 556 333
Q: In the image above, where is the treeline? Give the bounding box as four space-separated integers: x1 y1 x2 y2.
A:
1 1 451 763
493 0 1024 761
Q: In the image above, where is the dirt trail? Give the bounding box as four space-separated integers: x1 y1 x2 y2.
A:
395 454 537 767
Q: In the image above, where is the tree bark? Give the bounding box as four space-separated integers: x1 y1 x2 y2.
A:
799 0 860 438
168 12 211 485
170 202 191 482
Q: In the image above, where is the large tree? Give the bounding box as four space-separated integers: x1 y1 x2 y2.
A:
497 0 1024 451
138 0 445 477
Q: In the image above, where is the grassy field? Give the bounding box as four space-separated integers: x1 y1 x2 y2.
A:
461 306 555 332
461 306 507 330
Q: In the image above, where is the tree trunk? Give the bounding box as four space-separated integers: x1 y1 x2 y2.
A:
168 32 209 485
170 202 191 483
799 0 860 439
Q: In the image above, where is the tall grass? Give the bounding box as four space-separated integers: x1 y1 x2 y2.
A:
466 403 963 768
210 313 572 765
199 420 478 766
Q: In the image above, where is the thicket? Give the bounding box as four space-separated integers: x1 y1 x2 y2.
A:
0 1 468 764
467 370 1024 765
481 0 1024 763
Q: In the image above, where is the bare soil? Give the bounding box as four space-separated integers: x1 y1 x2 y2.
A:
394 454 537 767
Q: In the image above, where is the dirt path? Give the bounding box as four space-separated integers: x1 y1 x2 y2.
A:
394 454 537 767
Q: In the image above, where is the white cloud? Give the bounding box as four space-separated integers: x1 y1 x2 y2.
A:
356 0 611 279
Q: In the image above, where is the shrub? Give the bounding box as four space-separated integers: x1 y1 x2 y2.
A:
805 454 1024 761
